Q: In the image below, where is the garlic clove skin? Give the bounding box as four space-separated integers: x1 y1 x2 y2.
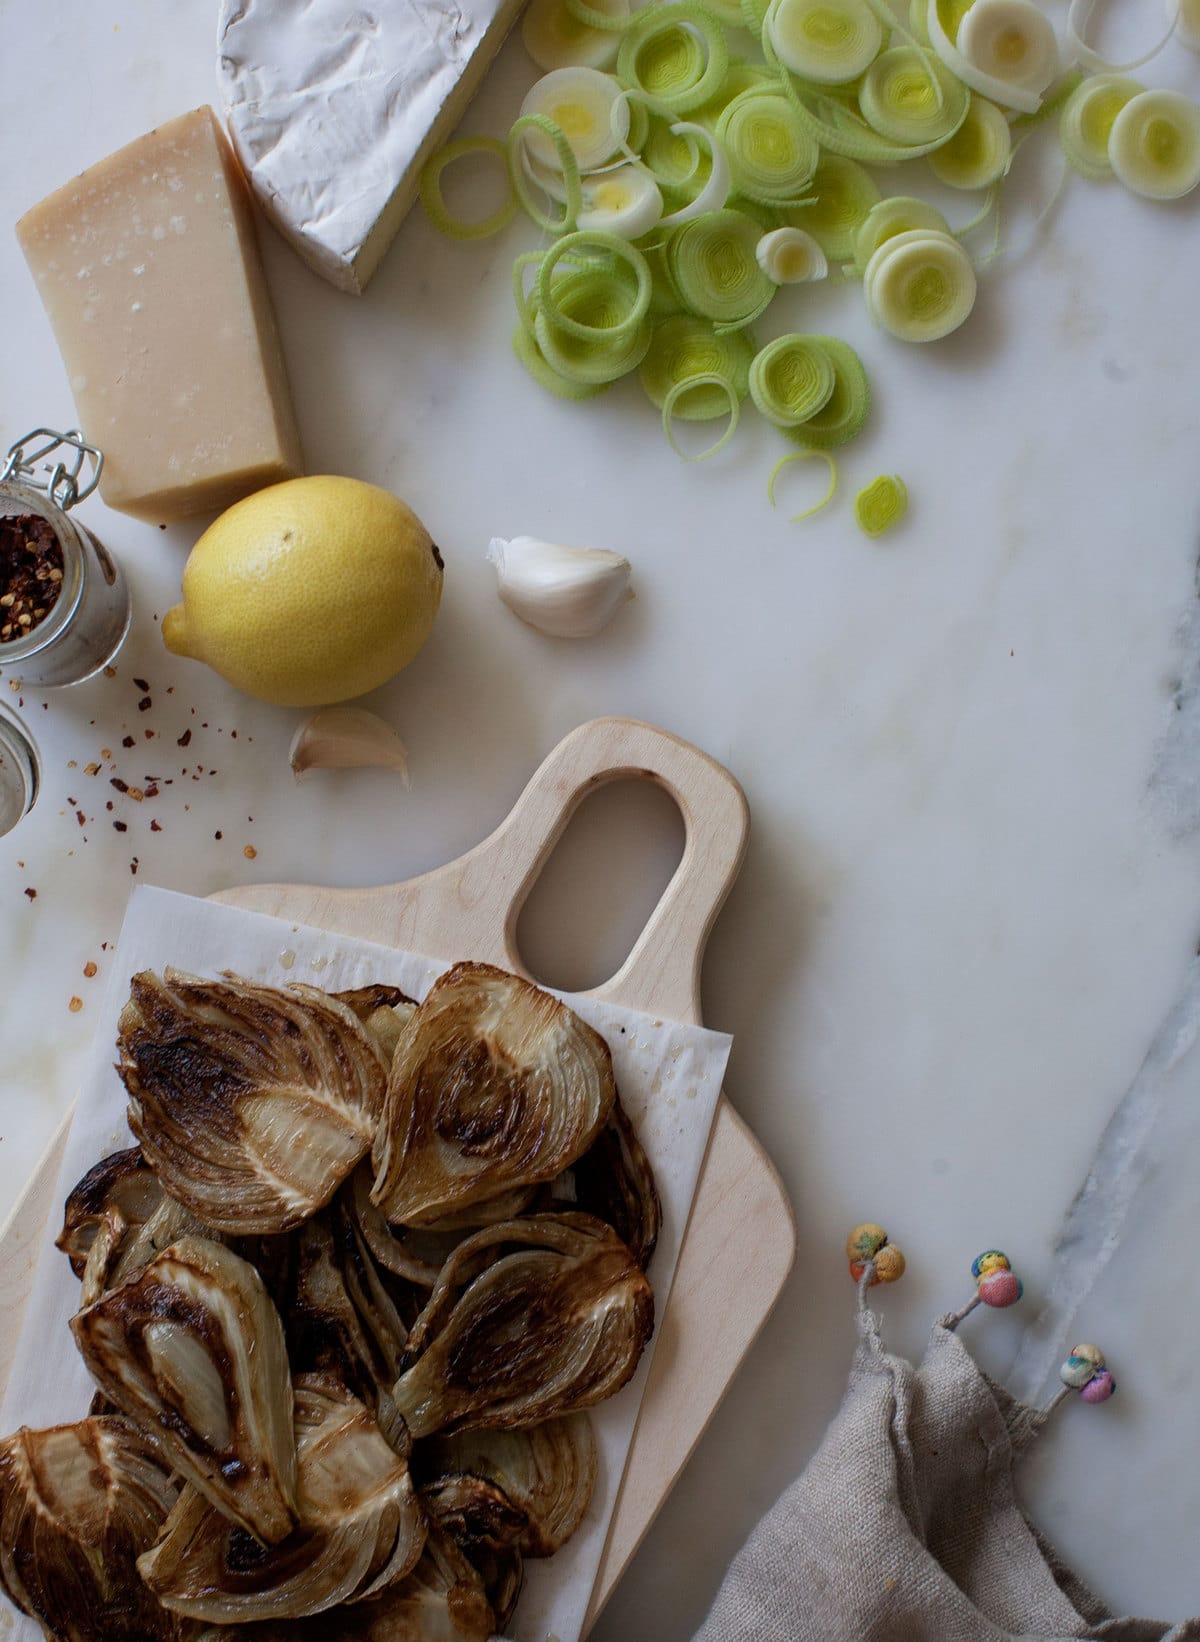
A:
289 707 410 782
487 535 633 639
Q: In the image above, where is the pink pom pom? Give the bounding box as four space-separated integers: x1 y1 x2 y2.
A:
1080 1369 1116 1403
978 1269 1023 1308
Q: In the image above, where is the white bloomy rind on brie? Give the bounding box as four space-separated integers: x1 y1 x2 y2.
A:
217 0 525 294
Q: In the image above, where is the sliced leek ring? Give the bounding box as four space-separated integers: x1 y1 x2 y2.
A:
666 207 777 328
523 0 631 71
520 67 630 170
639 313 756 416
748 334 837 425
578 164 666 236
513 324 611 399
508 113 584 232
926 0 1043 112
863 227 977 341
1108 88 1200 199
419 138 519 240
859 46 970 146
928 94 1013 187
768 449 839 521
658 121 733 222
616 4 731 114
662 374 742 458
1067 0 1180 73
715 88 820 201
784 336 870 447
756 226 829 282
956 0 1060 96
1058 74 1142 178
790 155 881 260
855 194 950 268
855 473 909 535
766 0 885 84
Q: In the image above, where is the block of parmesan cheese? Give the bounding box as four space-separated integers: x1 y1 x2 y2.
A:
217 0 526 295
17 107 303 523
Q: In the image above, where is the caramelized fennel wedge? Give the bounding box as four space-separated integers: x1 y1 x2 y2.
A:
118 968 388 1234
71 1236 298 1545
417 1413 598 1557
57 1144 163 1277
372 962 616 1226
140 1377 427 1623
189 1524 495 1642
0 1416 180 1641
392 1213 654 1437
539 1093 662 1269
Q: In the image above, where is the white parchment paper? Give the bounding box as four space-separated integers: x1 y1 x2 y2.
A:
1 885 732 1642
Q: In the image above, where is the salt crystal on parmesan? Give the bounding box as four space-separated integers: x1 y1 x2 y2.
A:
16 107 303 524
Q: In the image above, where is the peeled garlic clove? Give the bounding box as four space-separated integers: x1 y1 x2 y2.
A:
289 708 409 780
487 535 633 639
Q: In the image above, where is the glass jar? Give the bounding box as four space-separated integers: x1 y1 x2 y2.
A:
0 429 130 687
0 703 39 837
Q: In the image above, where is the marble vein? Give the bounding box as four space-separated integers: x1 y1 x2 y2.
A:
1009 946 1200 1402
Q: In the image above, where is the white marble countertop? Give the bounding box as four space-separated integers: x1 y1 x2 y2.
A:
1 4 1199 1638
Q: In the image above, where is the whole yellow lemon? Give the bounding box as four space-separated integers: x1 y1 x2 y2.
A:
162 476 444 707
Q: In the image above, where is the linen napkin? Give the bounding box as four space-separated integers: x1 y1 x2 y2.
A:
693 1301 1200 1642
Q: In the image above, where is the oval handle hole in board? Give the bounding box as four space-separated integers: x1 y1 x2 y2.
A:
514 777 686 995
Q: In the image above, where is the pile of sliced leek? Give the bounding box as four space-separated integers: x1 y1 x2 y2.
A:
0 962 661 1642
421 0 1199 494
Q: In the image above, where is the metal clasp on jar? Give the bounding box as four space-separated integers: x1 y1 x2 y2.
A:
0 428 130 687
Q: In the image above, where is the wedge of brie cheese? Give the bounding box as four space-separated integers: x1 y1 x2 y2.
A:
217 0 526 294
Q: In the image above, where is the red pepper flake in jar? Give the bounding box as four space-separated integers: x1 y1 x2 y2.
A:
0 515 64 643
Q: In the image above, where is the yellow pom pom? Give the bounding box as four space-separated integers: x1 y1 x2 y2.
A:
846 1223 888 1263
872 1244 906 1283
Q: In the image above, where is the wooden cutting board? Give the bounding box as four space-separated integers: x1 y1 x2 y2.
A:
0 716 795 1633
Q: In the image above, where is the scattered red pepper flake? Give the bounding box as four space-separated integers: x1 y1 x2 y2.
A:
132 677 150 692
67 760 77 768
177 729 192 747
76 811 85 827
122 735 135 748
127 787 145 803
144 783 159 799
100 748 112 759
130 858 139 875
23 886 36 901
244 844 257 859
113 820 128 832
83 961 97 978
214 830 223 840
84 762 100 776
150 819 162 832
103 666 117 678
137 696 151 712
69 996 83 1013
110 777 129 793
